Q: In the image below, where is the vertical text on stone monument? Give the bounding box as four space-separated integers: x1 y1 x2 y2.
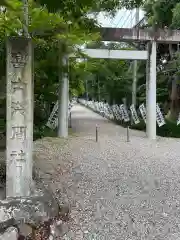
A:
11 126 27 140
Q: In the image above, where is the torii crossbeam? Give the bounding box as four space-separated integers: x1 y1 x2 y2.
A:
100 27 180 43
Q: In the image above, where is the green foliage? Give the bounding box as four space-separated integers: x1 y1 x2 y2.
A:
172 3 180 28
119 0 144 9
34 125 56 140
0 0 106 139
81 42 132 104
36 0 122 15
131 119 180 138
142 0 180 28
85 58 131 104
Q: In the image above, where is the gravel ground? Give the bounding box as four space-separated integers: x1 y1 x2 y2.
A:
34 104 180 240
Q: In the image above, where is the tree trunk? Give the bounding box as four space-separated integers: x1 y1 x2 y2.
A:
166 45 180 121
166 75 180 121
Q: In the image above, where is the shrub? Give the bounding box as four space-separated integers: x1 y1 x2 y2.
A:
130 119 180 138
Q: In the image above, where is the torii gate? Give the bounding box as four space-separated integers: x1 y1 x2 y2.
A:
47 27 180 141
68 27 180 140
75 45 154 139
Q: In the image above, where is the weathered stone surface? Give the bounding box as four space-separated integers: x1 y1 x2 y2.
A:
0 188 60 236
0 144 71 239
6 37 33 197
56 222 69 237
18 223 32 238
0 227 18 240
0 194 57 225
0 166 62 239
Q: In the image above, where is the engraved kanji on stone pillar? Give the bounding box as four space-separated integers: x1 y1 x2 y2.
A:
6 37 33 197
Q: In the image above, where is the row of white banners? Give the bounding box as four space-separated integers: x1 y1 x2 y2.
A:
79 99 179 127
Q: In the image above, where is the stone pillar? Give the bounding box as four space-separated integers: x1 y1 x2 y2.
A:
6 37 33 197
146 41 157 140
58 54 69 138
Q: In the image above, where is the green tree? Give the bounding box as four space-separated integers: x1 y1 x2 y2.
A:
0 0 102 139
79 42 132 105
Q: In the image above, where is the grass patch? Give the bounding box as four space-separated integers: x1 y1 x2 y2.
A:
68 127 78 137
130 119 180 138
34 126 57 140
34 125 77 140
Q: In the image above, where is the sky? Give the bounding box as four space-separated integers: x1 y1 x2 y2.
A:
97 9 145 28
80 9 145 50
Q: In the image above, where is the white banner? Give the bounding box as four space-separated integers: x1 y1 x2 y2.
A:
156 103 165 127
130 104 140 124
104 104 110 118
105 105 113 119
120 104 130 122
112 105 117 119
177 112 180 126
117 105 123 120
114 105 121 120
139 103 146 123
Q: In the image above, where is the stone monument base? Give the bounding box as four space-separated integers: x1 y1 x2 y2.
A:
0 166 70 239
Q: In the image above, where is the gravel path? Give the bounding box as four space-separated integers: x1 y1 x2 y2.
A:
35 104 180 240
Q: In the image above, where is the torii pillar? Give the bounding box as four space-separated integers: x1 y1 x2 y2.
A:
58 53 69 138
146 41 157 140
